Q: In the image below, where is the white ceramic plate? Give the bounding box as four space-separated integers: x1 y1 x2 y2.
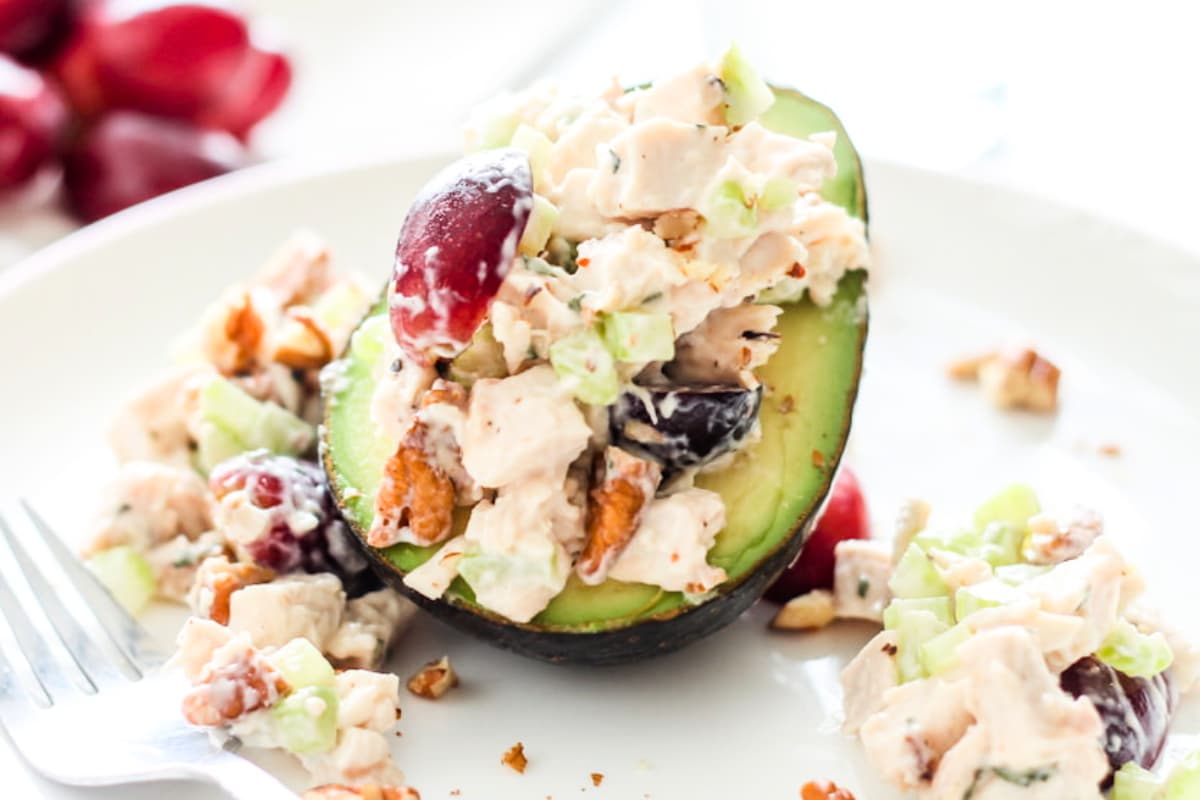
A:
0 156 1197 799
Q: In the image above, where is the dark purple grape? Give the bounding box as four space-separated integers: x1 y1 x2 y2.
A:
210 452 379 597
610 384 763 474
390 148 533 364
1060 656 1178 782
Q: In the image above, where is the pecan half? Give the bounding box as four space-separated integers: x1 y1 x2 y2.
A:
576 448 661 585
368 421 455 548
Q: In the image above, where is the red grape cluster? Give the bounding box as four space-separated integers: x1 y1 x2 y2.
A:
209 452 380 598
0 0 291 221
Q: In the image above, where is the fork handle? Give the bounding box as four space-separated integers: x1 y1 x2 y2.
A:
205 750 298 799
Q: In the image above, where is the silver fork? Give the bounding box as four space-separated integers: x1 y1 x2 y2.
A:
0 500 297 798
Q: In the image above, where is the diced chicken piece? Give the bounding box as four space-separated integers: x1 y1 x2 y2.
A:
225 574 345 651
729 231 806 302
303 786 420 800
144 531 228 602
576 447 661 585
859 674 973 790
727 122 837 193
86 461 214 555
108 366 214 467
668 303 781 388
491 262 581 369
175 616 236 680
544 106 628 188
607 488 727 594
403 535 468 601
949 347 1061 414
929 629 1107 800
833 539 892 622
233 362 305 416
369 347 438 446
632 64 725 126
840 630 899 733
301 727 405 788
326 589 418 670
334 669 401 733
588 119 729 218
891 498 932 562
455 480 579 623
963 602 1087 673
569 227 689 315
926 548 993 593
180 626 288 727
770 590 836 630
461 365 592 489
252 231 335 308
791 196 870 307
406 656 458 700
186 555 275 624
1024 507 1102 564
547 168 625 241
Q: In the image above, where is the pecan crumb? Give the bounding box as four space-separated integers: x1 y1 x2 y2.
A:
1098 442 1122 457
406 655 458 700
590 773 604 787
882 642 899 656
800 781 856 800
949 347 1060 413
778 394 795 414
811 449 825 468
502 742 528 774
303 786 421 800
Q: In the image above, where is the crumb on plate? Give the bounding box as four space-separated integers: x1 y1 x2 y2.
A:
948 347 1060 413
502 742 528 774
590 772 604 787
406 655 459 699
770 589 836 631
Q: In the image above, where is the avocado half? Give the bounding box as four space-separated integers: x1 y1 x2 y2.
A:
321 87 869 665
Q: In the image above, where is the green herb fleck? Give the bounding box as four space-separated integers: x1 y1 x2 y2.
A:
172 554 195 568
609 148 621 174
116 503 132 514
857 577 870 598
641 291 663 305
522 255 555 276
623 81 652 94
567 295 584 312
992 766 1055 787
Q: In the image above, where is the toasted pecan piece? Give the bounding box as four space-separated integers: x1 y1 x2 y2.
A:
800 781 856 800
576 448 661 585
949 347 1061 413
368 422 455 548
181 641 288 726
303 786 420 800
406 655 458 700
201 558 275 625
273 306 335 369
220 291 266 375
502 742 528 774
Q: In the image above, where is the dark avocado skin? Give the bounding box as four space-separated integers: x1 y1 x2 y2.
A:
322 84 869 665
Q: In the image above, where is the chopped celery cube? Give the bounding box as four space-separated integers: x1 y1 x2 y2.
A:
350 314 389 364
1112 763 1163 800
977 521 1024 566
471 109 519 151
883 597 955 629
888 543 950 599
549 328 619 405
311 280 370 334
758 176 798 211
995 563 1052 585
718 44 775 126
268 639 335 689
973 484 1041 532
272 686 339 754
510 124 553 180
600 311 675 362
954 579 1019 622
86 546 155 615
518 195 558 257
889 608 950 683
1165 751 1200 800
920 622 973 676
701 180 758 239
195 377 316 472
914 527 983 557
1097 619 1174 678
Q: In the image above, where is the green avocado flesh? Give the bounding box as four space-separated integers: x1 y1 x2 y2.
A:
323 86 867 633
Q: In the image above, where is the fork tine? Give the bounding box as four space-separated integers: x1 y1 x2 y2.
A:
0 512 129 690
0 632 41 724
0 567 87 704
18 500 167 673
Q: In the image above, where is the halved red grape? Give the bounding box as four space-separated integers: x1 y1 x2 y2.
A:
610 384 763 474
390 148 533 364
1060 656 1178 781
0 53 66 191
62 111 248 221
0 0 71 61
765 467 869 602
209 452 379 597
198 45 290 138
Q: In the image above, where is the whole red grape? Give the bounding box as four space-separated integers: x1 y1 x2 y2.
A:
54 0 290 134
62 110 248 221
0 53 67 191
0 0 72 61
209 452 379 597
765 467 870 602
391 148 533 364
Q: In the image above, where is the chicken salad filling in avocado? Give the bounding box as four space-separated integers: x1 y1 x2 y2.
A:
353 49 870 624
